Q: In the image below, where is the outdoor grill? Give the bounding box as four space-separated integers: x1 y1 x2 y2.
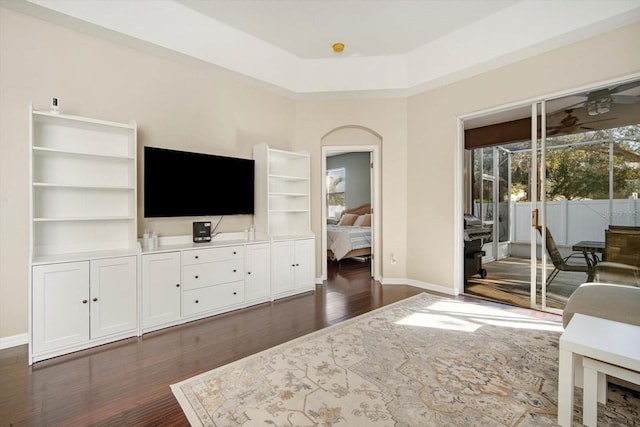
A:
463 214 492 282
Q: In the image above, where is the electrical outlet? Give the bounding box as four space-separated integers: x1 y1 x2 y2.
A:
390 253 397 265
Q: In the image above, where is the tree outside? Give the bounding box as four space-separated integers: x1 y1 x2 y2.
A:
478 125 640 203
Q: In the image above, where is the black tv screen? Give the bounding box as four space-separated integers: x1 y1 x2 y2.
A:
144 146 254 217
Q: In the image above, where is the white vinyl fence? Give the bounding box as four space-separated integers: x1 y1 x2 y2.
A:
512 199 640 246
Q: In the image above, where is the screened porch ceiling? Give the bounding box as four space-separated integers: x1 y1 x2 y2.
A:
463 79 640 147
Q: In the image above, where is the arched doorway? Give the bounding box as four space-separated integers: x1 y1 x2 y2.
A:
321 126 382 281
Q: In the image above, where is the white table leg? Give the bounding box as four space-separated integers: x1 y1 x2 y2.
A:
574 354 584 388
558 347 575 427
597 371 607 404
583 362 599 427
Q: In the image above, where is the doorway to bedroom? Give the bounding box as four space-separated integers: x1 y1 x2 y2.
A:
326 150 373 268
321 128 381 283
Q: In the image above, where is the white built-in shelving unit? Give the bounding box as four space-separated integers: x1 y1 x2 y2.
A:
29 106 138 364
253 143 315 298
253 143 312 239
30 107 138 262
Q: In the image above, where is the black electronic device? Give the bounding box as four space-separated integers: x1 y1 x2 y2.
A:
144 146 255 218
193 221 212 243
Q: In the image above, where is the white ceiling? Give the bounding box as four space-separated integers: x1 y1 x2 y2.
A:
11 0 640 97
176 0 519 59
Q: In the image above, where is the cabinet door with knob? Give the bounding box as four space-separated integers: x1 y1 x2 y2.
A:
271 240 296 296
32 261 90 354
141 251 181 330
89 256 137 339
271 238 315 299
245 242 270 303
293 238 315 292
31 255 137 359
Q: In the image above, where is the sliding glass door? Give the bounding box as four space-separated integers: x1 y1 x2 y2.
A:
540 81 640 310
464 77 640 312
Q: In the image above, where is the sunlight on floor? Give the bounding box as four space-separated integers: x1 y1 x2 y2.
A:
395 299 564 333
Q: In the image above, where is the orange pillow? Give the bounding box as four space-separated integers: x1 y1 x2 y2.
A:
338 213 358 226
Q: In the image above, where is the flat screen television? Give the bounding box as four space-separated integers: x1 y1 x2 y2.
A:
144 146 255 217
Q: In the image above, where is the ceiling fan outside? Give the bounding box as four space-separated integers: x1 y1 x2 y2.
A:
547 109 616 136
556 80 640 115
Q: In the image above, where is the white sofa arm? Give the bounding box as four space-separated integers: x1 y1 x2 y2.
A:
563 283 640 328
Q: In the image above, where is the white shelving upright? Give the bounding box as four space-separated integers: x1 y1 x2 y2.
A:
30 107 138 261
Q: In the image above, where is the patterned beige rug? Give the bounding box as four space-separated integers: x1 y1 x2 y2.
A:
171 293 640 426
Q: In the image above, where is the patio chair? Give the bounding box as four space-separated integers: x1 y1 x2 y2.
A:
537 226 593 285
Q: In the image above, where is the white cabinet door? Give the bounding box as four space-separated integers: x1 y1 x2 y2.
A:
294 238 315 291
89 256 137 339
271 240 295 296
245 243 270 303
32 261 89 354
141 251 181 329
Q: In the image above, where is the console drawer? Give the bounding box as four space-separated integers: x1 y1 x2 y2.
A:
182 281 245 316
182 246 244 265
182 259 244 290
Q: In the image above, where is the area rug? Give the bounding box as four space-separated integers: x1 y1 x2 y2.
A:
171 293 640 426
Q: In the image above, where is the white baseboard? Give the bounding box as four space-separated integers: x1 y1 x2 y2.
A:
382 277 458 296
0 333 28 350
303 276 459 296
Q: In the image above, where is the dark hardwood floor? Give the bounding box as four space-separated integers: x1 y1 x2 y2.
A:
0 259 559 426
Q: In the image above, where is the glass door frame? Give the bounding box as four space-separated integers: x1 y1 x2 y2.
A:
460 101 551 312
533 101 557 313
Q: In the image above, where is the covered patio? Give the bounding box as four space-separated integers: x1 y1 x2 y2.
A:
465 257 585 310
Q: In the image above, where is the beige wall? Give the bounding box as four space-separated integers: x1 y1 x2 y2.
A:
0 7 295 339
406 21 640 292
294 99 408 279
1 4 639 342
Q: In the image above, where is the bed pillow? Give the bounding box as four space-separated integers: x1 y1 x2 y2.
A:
338 213 358 226
354 213 372 227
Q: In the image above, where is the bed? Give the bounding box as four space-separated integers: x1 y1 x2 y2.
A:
327 204 372 261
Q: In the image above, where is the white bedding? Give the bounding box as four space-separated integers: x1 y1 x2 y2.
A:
327 225 372 260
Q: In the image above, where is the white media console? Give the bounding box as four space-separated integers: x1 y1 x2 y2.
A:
31 233 314 364
140 233 315 334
